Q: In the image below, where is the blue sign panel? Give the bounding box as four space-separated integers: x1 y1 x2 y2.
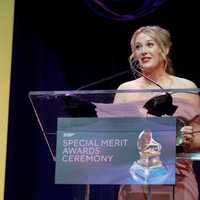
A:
55 117 176 184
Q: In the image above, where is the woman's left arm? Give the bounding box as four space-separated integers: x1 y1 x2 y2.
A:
182 116 200 151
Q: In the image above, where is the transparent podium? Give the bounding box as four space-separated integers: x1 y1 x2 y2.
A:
29 88 200 200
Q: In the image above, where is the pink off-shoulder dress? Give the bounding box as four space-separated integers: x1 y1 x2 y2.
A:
94 97 200 200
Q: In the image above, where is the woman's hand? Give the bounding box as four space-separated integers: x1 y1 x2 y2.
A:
181 126 193 145
180 126 193 151
181 126 200 152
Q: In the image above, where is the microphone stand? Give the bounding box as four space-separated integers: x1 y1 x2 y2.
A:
128 57 166 91
76 70 130 90
128 57 178 116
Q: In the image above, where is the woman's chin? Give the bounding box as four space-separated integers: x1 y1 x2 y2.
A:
141 66 155 73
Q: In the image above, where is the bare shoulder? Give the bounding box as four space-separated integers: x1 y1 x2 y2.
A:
114 80 137 103
170 75 200 106
117 79 141 90
170 75 197 88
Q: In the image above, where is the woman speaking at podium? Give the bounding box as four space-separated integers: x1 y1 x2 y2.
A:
114 26 200 200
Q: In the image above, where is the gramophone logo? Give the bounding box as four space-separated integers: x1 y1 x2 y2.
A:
129 129 169 183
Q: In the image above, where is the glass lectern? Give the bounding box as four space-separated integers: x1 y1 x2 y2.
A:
29 88 200 200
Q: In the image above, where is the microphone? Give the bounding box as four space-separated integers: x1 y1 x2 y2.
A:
128 57 178 117
128 57 166 91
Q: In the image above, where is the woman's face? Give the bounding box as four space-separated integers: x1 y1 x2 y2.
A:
133 32 164 72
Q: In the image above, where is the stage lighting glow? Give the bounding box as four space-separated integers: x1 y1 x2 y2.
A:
85 0 167 21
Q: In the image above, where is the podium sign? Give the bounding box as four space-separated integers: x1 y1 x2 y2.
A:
55 117 176 184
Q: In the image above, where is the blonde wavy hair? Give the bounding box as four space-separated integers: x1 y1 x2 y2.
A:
130 26 174 75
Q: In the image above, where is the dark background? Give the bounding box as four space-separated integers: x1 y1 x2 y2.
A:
5 0 200 200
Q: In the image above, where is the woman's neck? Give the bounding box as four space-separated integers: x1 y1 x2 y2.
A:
142 67 169 85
